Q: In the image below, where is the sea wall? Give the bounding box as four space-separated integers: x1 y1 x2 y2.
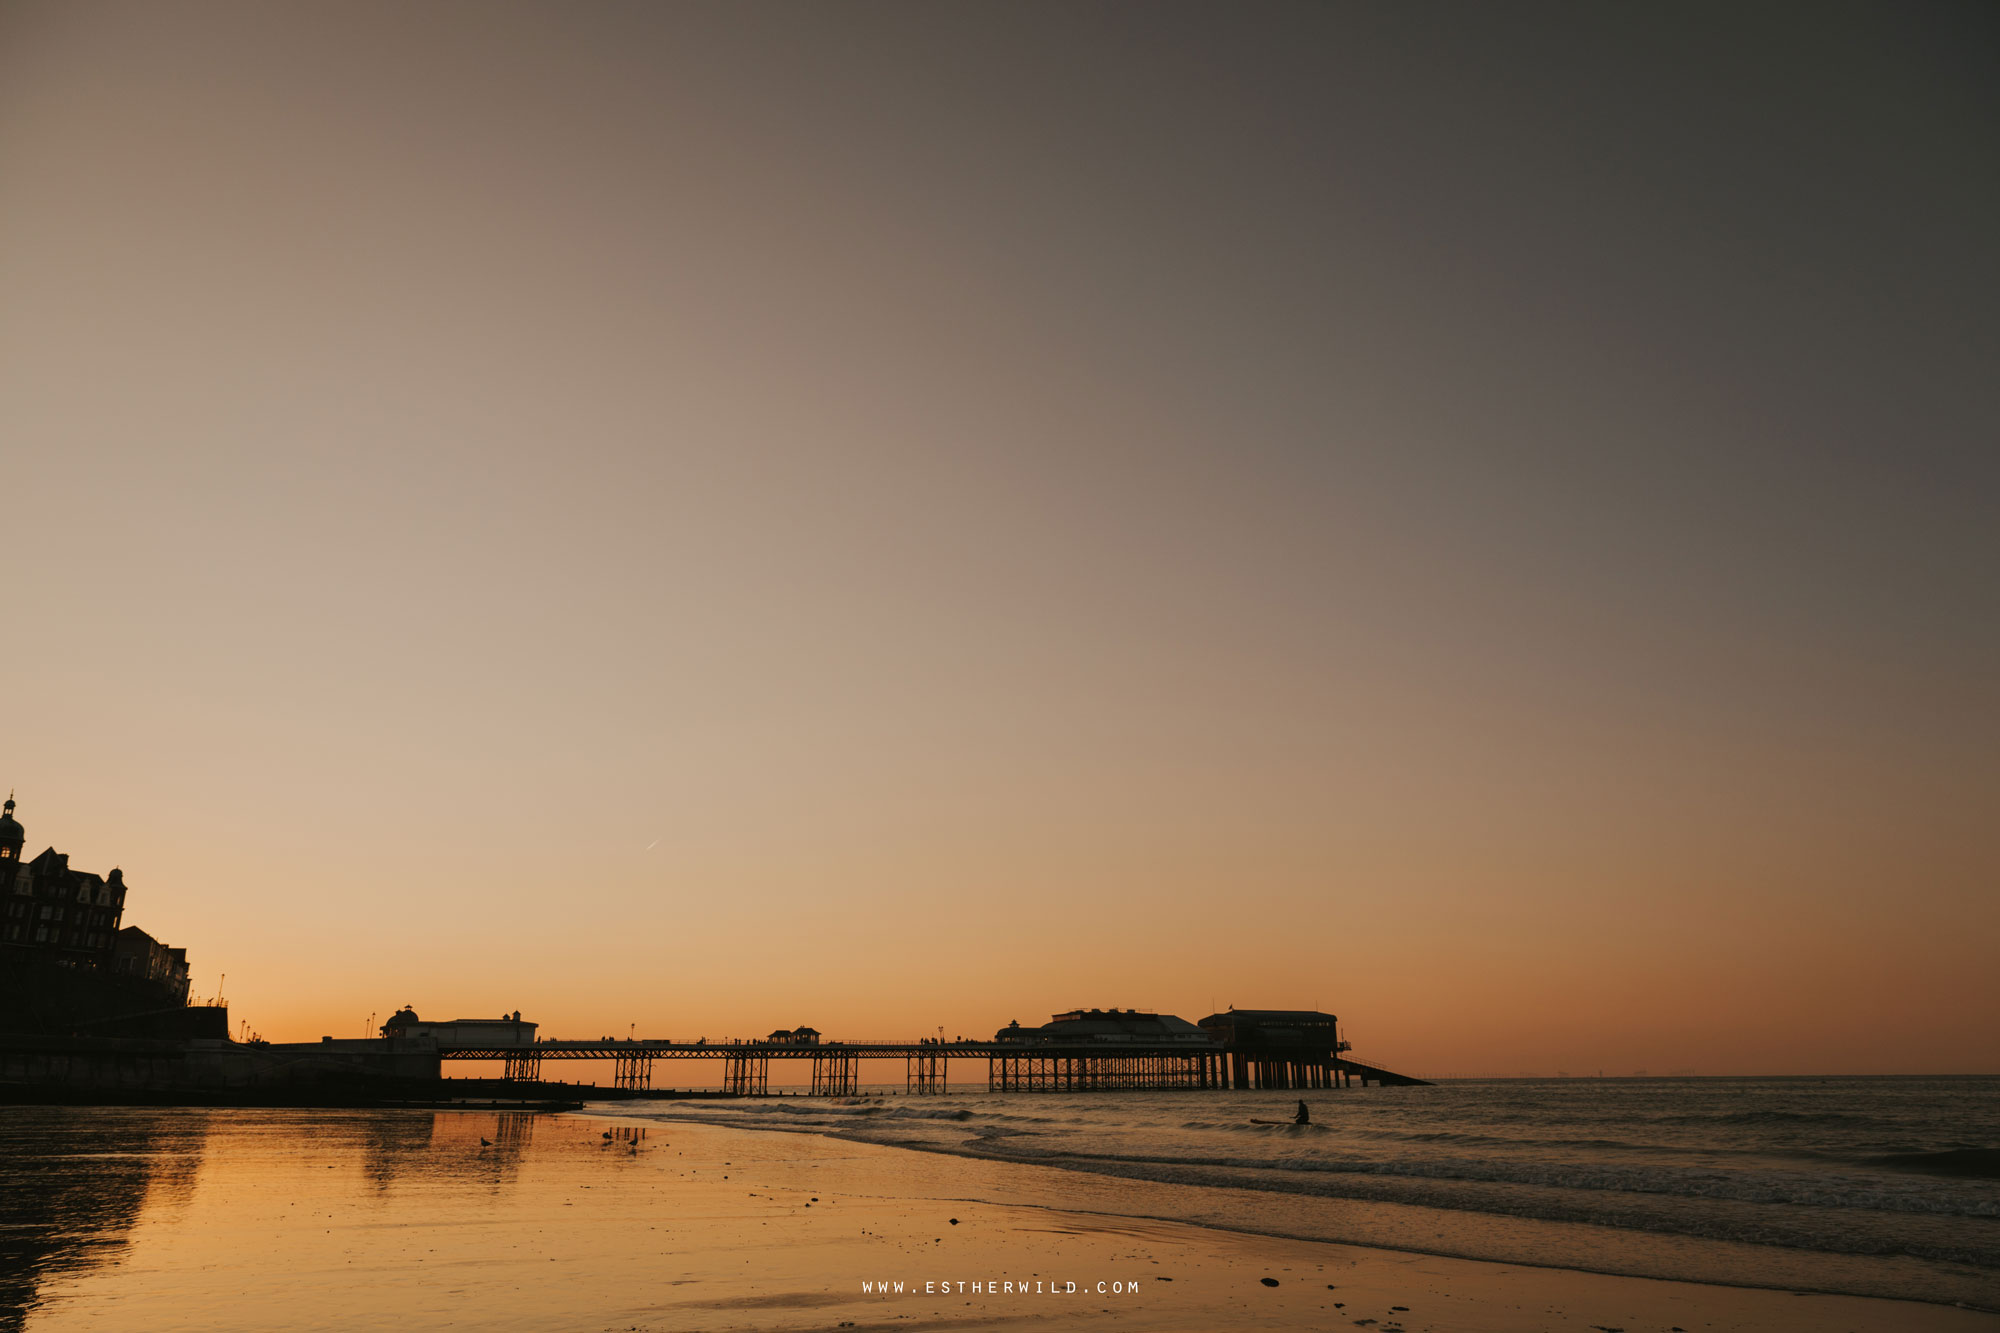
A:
0 948 229 1038
0 1035 441 1098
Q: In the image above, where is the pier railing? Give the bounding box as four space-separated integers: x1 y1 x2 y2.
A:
432 1035 1428 1094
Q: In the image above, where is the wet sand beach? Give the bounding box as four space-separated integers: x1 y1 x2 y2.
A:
6 1107 1993 1332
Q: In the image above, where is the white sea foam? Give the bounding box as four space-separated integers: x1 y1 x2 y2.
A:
604 1075 2000 1277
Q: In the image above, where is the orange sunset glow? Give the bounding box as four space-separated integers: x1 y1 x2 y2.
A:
2 2 1994 1081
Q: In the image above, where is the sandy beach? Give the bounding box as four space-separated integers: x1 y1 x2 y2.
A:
6 5 1995 1330
13 1107 1993 1333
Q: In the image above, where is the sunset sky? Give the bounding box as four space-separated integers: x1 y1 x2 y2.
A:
2 2 1994 1076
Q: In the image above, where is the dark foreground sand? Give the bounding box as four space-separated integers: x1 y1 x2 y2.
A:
20 1110 1995 1332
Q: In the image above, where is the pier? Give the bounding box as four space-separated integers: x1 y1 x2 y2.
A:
0 1008 1428 1101
368 1005 1433 1097
433 1035 1428 1093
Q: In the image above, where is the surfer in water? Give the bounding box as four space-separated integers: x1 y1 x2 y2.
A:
1293 1099 1310 1125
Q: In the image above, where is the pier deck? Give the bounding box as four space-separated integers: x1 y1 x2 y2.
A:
435 1039 1429 1093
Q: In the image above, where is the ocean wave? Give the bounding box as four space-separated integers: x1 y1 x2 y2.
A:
1653 1109 1881 1127
963 1140 2000 1219
602 1079 2000 1276
983 1153 2000 1270
1866 1148 2000 1180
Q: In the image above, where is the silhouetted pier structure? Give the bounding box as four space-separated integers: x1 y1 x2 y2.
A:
418 1007 1427 1095
438 1036 1427 1094
445 1038 1228 1092
988 1048 1214 1091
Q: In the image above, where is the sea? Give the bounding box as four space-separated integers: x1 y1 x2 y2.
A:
601 1074 2000 1307
3 1075 1996 1325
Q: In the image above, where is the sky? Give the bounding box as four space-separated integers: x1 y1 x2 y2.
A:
1 1 1994 1075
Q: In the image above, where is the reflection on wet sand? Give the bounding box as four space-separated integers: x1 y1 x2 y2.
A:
0 1108 568 1330
357 1104 557 1190
9 1108 1981 1333
0 1109 207 1332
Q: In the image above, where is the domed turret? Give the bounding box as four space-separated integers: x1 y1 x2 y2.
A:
0 792 22 862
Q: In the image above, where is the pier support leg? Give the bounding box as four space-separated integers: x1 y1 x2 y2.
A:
724 1053 769 1096
613 1052 653 1091
812 1050 856 1095
906 1051 945 1093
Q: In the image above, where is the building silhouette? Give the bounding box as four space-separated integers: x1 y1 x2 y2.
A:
111 928 191 1004
0 793 195 1018
0 794 128 965
994 1008 1215 1045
